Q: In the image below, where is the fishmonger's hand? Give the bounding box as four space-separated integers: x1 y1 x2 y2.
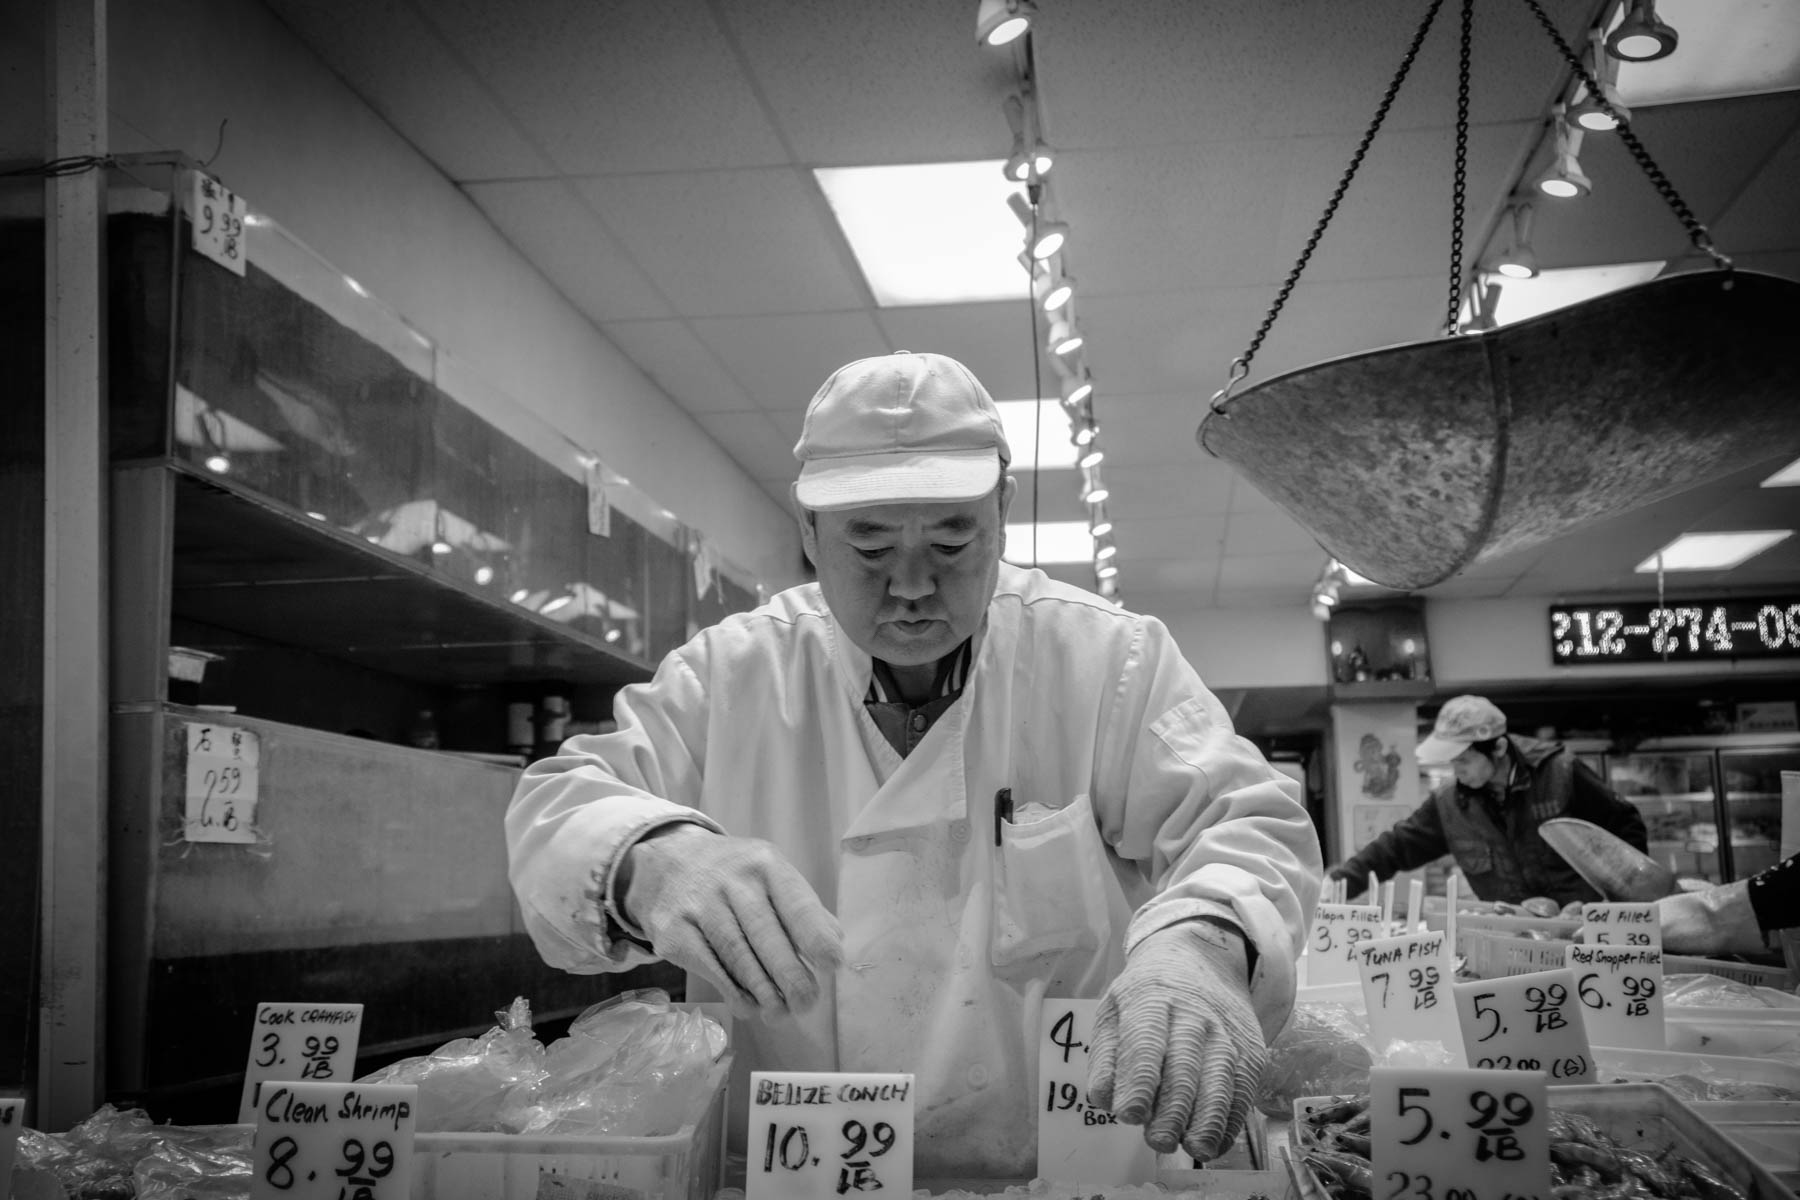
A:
1087 921 1266 1162
620 825 844 1017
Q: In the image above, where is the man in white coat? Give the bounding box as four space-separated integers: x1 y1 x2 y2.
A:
507 351 1321 1178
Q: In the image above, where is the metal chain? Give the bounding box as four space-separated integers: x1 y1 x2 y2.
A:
1515 0 1732 271
1210 0 1447 413
1445 0 1473 335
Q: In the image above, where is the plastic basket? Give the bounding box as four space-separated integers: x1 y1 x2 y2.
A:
1458 930 1796 988
410 1056 730 1200
1295 1085 1794 1200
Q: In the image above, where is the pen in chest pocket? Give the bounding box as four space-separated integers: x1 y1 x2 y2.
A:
993 786 1014 846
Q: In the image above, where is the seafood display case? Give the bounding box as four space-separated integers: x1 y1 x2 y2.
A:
1606 736 1800 885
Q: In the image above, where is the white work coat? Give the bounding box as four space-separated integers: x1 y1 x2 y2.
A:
508 564 1320 1178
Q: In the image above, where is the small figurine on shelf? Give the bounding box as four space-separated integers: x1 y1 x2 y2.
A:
1346 644 1371 683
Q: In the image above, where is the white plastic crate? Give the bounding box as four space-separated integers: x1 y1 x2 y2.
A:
410 1056 730 1200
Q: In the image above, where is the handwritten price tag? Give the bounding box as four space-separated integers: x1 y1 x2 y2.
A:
1371 1066 1550 1200
188 169 248 276
238 1003 364 1123
1357 931 1463 1058
745 1072 912 1200
1580 903 1660 948
1 1094 23 1192
250 1081 414 1200
185 721 260 844
1036 998 1168 1183
1306 904 1386 985
1453 970 1594 1083
1565 945 1665 1050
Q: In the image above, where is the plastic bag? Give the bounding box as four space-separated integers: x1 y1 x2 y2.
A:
1255 1002 1373 1118
501 988 727 1136
133 1125 253 1200
1664 972 1800 1009
357 996 548 1132
13 1104 244 1200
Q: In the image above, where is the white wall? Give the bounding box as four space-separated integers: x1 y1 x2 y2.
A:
1426 597 1800 688
1160 605 1330 690
105 0 801 588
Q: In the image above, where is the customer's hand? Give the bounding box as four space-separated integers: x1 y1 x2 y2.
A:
621 825 843 1017
1087 921 1266 1162
1327 865 1367 900
1656 879 1765 958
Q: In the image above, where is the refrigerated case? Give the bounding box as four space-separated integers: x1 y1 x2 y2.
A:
1604 735 1800 885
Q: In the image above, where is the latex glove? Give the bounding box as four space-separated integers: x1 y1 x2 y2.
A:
1657 879 1767 957
620 824 844 1017
1087 921 1266 1162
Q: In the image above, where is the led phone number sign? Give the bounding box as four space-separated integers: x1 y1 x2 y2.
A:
1548 597 1800 665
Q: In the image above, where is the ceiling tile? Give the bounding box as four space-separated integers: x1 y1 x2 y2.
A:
1212 587 1325 610
689 311 891 409
1111 516 1229 560
576 168 867 316
1104 465 1235 520
1008 471 1088 526
1228 475 1292 515
1710 116 1800 252
599 320 753 413
716 0 1020 165
1218 553 1328 589
1086 393 1211 467
265 0 555 181
1125 557 1220 595
418 0 788 173
693 411 797 483
873 303 1048 400
464 180 671 321
1224 512 1329 557
1034 0 1580 147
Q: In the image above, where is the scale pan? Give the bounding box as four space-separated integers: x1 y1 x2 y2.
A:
1198 269 1800 590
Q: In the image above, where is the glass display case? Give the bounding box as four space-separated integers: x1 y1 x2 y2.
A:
1718 746 1798 880
1603 737 1800 884
1606 749 1725 884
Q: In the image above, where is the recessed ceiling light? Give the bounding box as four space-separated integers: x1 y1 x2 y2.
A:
996 399 1077 470
815 162 1030 306
1004 521 1094 565
1485 261 1665 326
1761 457 1800 488
1634 530 1793 572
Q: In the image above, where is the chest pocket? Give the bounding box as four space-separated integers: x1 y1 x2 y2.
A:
989 793 1109 969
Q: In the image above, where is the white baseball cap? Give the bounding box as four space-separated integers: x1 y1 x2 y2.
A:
793 352 1011 511
1416 695 1508 765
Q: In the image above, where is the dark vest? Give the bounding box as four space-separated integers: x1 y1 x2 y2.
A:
1431 736 1599 907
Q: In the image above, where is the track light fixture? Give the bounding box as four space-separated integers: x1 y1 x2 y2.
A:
1034 263 1073 313
1094 537 1118 562
1001 92 1054 182
1070 415 1097 447
1027 219 1068 261
1569 31 1630 132
1079 465 1108 506
1076 440 1104 470
1095 561 1119 580
1047 318 1084 358
1493 203 1539 280
976 0 1036 48
1605 0 1678 62
1088 505 1113 539
1060 370 1093 408
1534 111 1592 199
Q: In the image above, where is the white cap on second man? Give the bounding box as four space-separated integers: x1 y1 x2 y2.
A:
1415 695 1508 765
793 351 1011 511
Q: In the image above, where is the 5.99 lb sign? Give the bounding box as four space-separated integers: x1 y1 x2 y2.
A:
1371 1067 1550 1200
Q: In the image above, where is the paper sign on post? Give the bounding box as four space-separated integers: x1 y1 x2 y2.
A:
188 169 248 276
249 1081 414 1200
1037 998 1163 1183
1566 945 1665 1050
238 1003 365 1123
1408 879 1426 932
1580 903 1661 947
1 1095 23 1192
185 721 260 844
746 1072 913 1200
1454 969 1594 1083
1305 904 1386 986
1371 1066 1550 1200
1357 931 1463 1058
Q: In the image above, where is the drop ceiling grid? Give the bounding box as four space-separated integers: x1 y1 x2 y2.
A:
417 0 789 174
687 311 892 410
597 320 755 413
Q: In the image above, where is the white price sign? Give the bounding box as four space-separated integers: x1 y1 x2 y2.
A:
1306 904 1386 985
1371 1067 1550 1200
1579 903 1661 947
185 721 260 844
745 1072 913 1200
1036 998 1168 1183
1 1095 23 1191
250 1081 414 1200
1453 970 1594 1083
1357 931 1463 1058
238 1003 365 1123
188 169 248 276
1565 945 1665 1050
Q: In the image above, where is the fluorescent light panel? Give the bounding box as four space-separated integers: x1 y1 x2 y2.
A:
1004 521 1095 565
996 399 1078 470
1634 530 1794 572
1613 0 1800 106
1761 457 1800 488
815 162 1031 306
